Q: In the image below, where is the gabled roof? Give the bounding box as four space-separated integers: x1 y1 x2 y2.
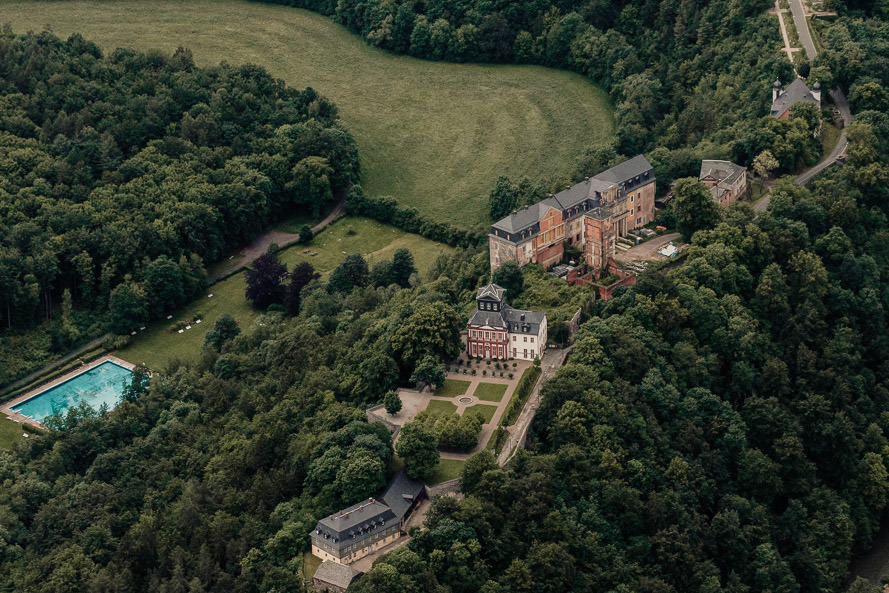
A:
700 160 745 185
592 154 653 185
771 78 819 116
381 470 425 521
314 561 361 589
313 499 397 553
489 155 654 240
491 199 559 234
476 283 506 302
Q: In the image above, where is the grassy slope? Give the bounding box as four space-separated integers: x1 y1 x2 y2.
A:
119 217 452 370
2 0 613 228
0 420 25 450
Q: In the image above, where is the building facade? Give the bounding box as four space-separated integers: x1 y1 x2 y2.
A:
488 155 656 273
699 160 747 207
310 471 424 565
466 284 547 361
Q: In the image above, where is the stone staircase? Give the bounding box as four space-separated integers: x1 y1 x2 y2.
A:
615 237 635 252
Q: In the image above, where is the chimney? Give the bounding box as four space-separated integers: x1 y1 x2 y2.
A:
773 79 782 102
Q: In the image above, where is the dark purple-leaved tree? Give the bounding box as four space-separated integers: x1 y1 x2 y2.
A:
285 262 319 316
245 253 288 309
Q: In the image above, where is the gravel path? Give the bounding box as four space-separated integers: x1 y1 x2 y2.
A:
208 198 345 282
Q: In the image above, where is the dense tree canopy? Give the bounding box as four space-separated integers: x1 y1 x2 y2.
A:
0 30 358 341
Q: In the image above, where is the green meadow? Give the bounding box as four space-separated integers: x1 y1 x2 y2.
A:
3 0 613 228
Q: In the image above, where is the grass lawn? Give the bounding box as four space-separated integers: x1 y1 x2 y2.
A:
465 403 497 424
118 217 451 370
430 458 465 485
435 379 471 398
0 419 26 450
424 400 458 416
2 0 613 228
472 382 508 402
820 123 842 160
303 552 321 579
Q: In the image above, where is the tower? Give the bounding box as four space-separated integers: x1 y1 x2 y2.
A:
773 79 783 102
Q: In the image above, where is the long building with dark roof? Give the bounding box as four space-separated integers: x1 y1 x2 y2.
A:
310 470 425 565
488 155 655 272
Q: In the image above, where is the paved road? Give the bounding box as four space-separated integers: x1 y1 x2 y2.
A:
497 345 573 466
789 0 817 60
754 89 852 213
208 198 345 282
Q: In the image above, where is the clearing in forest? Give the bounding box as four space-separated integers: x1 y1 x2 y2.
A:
3 0 614 228
118 217 452 370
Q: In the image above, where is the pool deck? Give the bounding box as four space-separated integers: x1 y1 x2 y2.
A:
0 355 135 429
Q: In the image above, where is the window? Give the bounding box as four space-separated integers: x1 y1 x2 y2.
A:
485 331 490 339
630 195 634 202
531 350 535 358
523 336 527 343
512 335 516 341
524 349 528 358
530 337 534 343
513 348 517 357
631 208 634 215
472 344 477 355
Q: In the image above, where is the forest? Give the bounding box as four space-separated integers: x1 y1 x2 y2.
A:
0 29 359 373
350 124 889 593
2 0 889 591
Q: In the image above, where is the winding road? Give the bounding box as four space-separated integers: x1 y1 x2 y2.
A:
754 89 852 212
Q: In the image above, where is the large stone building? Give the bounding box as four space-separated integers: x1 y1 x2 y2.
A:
466 283 547 361
488 155 655 273
699 160 747 207
771 78 821 119
310 471 424 565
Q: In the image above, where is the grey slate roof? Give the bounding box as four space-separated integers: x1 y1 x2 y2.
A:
502 306 545 335
314 560 361 589
476 283 506 302
314 500 397 554
468 309 508 329
700 160 745 185
592 154 653 186
490 155 654 242
771 78 819 117
381 470 425 521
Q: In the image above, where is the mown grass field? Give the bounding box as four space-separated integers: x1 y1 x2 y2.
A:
465 403 497 424
118 217 452 370
472 382 508 402
3 0 613 228
430 458 465 484
435 379 471 398
0 419 25 450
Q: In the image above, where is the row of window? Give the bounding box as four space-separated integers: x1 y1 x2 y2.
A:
469 330 534 343
469 343 537 359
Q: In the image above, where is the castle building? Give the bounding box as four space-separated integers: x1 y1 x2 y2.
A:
699 160 747 207
771 78 821 119
488 155 655 273
310 471 424 565
466 283 547 361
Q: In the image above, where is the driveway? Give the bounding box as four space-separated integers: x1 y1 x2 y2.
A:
789 0 817 60
613 233 682 264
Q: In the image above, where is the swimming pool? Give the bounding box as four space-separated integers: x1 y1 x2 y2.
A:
12 361 134 424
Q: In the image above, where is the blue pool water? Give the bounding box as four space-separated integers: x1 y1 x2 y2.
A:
12 361 133 424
